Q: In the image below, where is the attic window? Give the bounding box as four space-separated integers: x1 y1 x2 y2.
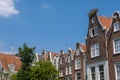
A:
91 17 95 24
114 21 119 32
89 27 98 37
8 64 15 72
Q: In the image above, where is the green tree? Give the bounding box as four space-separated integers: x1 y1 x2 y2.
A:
30 60 59 80
18 43 35 70
13 43 35 80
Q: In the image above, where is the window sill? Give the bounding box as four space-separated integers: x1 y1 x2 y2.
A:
114 52 120 55
114 30 119 33
91 55 99 59
90 34 98 38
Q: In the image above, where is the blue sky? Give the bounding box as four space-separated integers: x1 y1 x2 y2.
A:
0 0 120 53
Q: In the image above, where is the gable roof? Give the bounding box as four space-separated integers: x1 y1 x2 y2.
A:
98 16 112 30
0 53 21 71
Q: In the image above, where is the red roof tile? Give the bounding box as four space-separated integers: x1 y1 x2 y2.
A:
0 53 21 71
98 16 112 30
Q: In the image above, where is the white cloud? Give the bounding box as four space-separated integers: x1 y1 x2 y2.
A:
0 0 19 17
41 3 50 9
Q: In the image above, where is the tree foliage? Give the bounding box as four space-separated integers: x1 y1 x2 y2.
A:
18 43 35 70
30 60 59 80
10 43 59 80
11 43 36 80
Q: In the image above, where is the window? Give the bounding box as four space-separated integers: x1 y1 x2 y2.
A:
114 38 120 54
91 17 95 24
99 65 104 80
69 65 72 74
54 59 56 65
76 50 80 56
66 66 69 75
8 64 15 72
68 56 70 62
76 72 81 80
90 27 98 37
115 63 120 80
60 59 62 64
59 69 63 77
91 67 95 80
114 22 119 32
75 58 81 69
91 43 99 58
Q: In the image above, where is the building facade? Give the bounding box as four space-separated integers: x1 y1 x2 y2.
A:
37 9 120 80
107 11 120 80
86 9 110 80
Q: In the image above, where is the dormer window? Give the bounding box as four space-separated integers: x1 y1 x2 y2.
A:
8 64 15 72
114 21 119 32
91 17 95 24
90 27 98 37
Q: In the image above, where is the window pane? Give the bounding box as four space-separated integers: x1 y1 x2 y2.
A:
116 63 120 80
114 38 120 53
76 59 80 69
114 22 119 32
91 67 95 80
91 43 99 58
76 72 81 80
99 65 104 80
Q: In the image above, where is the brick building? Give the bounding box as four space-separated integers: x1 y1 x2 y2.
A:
86 9 110 80
37 9 120 80
107 11 120 80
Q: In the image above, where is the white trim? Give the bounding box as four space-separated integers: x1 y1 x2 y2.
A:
89 27 98 37
75 71 81 80
91 43 100 58
113 21 120 32
75 58 81 69
87 60 109 80
114 62 120 80
113 37 120 54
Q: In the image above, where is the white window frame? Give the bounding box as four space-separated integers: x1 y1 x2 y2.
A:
76 50 80 56
91 17 95 24
115 62 120 80
59 69 63 77
8 64 15 72
75 58 81 69
91 43 100 58
75 72 81 80
89 27 98 37
91 67 96 80
68 56 70 62
98 65 104 80
113 37 120 54
114 21 120 32
69 65 72 74
66 66 69 75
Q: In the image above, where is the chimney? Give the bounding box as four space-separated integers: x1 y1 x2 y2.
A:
42 50 46 60
48 52 52 62
76 42 80 50
35 52 39 62
60 50 64 54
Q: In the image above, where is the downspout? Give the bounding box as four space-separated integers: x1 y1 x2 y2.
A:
105 30 109 80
